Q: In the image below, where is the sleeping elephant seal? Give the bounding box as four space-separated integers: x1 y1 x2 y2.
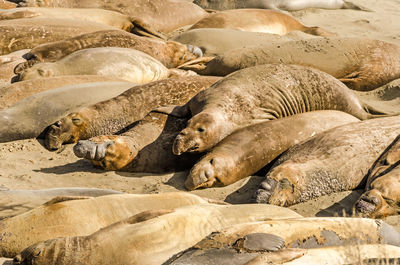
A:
189 9 335 37
355 134 400 218
192 0 370 11
16 0 208 35
0 187 123 219
180 38 400 91
254 115 400 206
166 217 400 264
0 192 221 257
14 30 203 71
0 75 127 110
13 204 301 265
0 81 135 143
165 64 385 156
17 48 173 84
44 76 220 151
185 111 359 190
0 18 116 55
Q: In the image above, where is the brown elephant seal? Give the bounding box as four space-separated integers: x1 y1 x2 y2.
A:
180 38 400 91
0 18 116 55
45 76 220 150
0 75 126 110
189 9 336 37
185 111 359 190
0 49 29 84
254 115 400 206
16 0 208 35
0 7 133 31
13 204 301 265
166 217 400 265
17 48 172 84
0 1 17 8
0 81 135 143
0 192 220 258
192 0 370 11
14 30 202 72
165 64 385 156
0 187 123 219
355 134 400 218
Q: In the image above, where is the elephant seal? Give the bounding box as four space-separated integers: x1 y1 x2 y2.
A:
0 75 126 110
0 81 135 143
0 18 116 55
192 0 370 11
0 1 17 8
180 38 400 91
0 192 220 258
355 134 400 218
13 204 301 265
185 111 359 190
254 115 400 206
189 9 335 37
0 7 133 31
0 49 29 84
166 217 400 264
17 48 172 84
166 64 385 156
45 76 220 150
14 30 203 72
16 0 208 34
0 187 123 219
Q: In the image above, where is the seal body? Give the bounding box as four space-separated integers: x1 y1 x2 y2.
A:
254 115 400 206
189 9 335 37
189 38 400 91
45 76 220 150
185 111 359 190
171 64 380 156
17 47 170 83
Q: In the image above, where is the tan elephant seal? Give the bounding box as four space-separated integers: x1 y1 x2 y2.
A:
16 0 208 35
14 30 202 72
165 64 385 156
0 187 123 219
180 38 400 91
166 217 400 264
0 75 126 110
17 48 172 84
0 7 133 31
0 0 17 8
355 134 400 218
13 204 301 265
0 192 221 258
44 76 220 150
0 49 29 84
254 115 400 206
0 18 116 55
192 0 370 11
189 9 336 37
185 111 359 190
0 81 135 143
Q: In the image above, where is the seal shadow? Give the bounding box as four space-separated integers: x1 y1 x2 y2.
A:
34 159 106 175
0 204 30 220
315 189 364 217
225 175 265 204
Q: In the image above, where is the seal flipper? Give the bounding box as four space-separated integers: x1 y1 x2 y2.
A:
125 209 174 225
43 196 92 206
177 57 215 73
239 233 285 252
152 105 190 118
130 17 167 40
342 1 373 11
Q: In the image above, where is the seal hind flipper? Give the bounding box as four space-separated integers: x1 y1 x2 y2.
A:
238 233 285 252
130 17 167 40
342 1 373 12
43 196 92 206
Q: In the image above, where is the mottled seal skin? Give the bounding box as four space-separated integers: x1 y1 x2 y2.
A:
355 134 400 218
14 30 202 73
0 7 133 31
169 64 384 156
16 0 208 34
0 192 217 258
0 18 116 55
167 217 400 265
13 204 301 265
17 48 170 84
192 0 370 11
0 187 123 219
254 115 400 207
45 76 220 151
185 111 359 190
182 38 400 91
189 9 336 37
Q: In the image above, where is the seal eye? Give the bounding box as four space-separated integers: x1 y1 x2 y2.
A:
197 127 205 133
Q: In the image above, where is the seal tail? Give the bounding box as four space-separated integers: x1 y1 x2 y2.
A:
342 1 373 12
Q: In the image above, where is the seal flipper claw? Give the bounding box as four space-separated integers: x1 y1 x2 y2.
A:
253 178 278 203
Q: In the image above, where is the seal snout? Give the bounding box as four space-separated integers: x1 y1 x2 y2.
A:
173 131 199 155
185 159 216 190
44 122 63 151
